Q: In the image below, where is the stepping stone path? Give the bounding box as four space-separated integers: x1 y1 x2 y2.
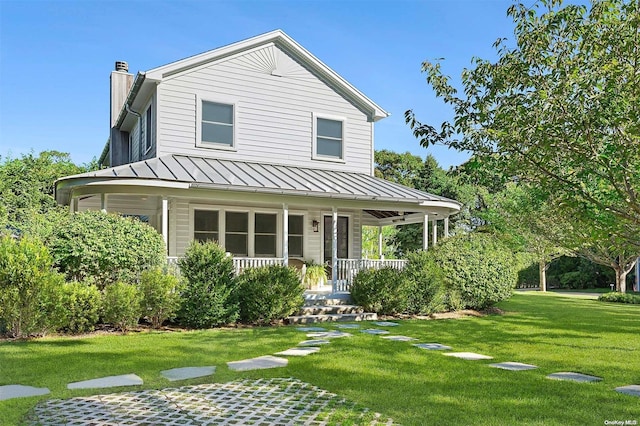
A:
444 352 493 360
414 343 452 351
546 372 602 383
489 362 538 371
361 329 390 335
382 335 418 342
275 347 321 356
373 321 399 327
306 331 352 338
28 378 395 426
615 385 640 397
67 374 143 390
336 323 361 329
0 385 50 401
299 339 331 346
296 326 327 332
160 366 216 381
227 355 288 372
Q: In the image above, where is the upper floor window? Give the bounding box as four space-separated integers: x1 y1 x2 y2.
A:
199 100 234 149
314 116 343 160
144 106 152 154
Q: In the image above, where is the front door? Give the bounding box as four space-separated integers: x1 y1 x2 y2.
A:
323 215 349 262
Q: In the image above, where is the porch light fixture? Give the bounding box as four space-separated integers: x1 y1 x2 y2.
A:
312 220 319 232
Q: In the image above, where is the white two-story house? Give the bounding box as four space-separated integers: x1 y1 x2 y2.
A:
55 30 461 292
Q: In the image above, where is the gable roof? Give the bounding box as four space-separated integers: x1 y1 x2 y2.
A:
56 155 461 214
115 30 389 128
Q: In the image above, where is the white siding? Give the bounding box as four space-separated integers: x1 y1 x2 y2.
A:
130 120 140 162
156 45 372 174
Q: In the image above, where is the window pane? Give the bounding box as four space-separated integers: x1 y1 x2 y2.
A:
194 232 218 243
288 215 303 235
255 213 277 234
203 102 233 124
317 118 342 139
289 235 303 257
195 210 218 232
202 122 233 145
226 212 248 232
323 216 348 261
226 234 247 256
255 235 276 257
317 137 342 158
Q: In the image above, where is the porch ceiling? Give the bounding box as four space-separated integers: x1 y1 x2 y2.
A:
56 155 461 215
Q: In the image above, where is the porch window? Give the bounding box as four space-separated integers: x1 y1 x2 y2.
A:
323 216 348 261
315 117 343 159
225 211 248 256
194 210 219 243
288 215 304 257
201 101 234 147
255 213 277 257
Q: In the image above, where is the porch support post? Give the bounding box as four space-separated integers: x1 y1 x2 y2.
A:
282 203 289 266
444 217 449 238
100 193 107 213
423 214 429 251
161 197 169 253
432 218 438 246
378 226 383 259
331 207 338 292
69 196 77 213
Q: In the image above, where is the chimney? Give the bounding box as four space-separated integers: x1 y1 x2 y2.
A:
110 61 133 128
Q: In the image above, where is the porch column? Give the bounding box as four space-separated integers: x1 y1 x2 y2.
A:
161 197 169 253
444 217 449 238
282 203 289 266
432 218 438 246
69 196 77 213
423 214 429 251
331 207 338 291
100 193 107 213
378 226 383 259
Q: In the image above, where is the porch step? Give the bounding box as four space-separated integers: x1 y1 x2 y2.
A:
298 305 363 316
286 312 378 324
304 292 351 306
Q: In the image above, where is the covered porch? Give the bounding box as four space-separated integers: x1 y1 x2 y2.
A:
55 155 461 293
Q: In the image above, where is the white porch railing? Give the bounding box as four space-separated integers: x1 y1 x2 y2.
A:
334 259 408 293
167 256 284 275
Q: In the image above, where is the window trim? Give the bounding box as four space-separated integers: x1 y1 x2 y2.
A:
193 209 220 244
254 212 278 257
312 112 346 163
322 213 352 262
288 214 305 258
196 95 237 151
224 210 249 257
144 104 153 155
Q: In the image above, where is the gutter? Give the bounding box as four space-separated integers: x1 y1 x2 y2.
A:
114 72 146 128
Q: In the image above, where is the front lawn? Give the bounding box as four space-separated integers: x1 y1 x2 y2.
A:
1 292 638 425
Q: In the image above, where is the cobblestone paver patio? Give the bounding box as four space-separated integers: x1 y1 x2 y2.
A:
27 378 395 425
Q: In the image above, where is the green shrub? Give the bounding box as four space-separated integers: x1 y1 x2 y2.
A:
235 265 304 325
50 211 165 288
177 241 238 328
139 268 183 328
351 267 411 315
101 282 142 331
404 251 447 314
61 281 102 333
0 236 66 337
598 292 640 304
429 232 516 310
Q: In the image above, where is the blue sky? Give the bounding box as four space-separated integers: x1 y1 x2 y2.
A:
0 0 518 169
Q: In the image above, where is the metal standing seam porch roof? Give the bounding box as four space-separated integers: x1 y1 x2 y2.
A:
55 154 461 213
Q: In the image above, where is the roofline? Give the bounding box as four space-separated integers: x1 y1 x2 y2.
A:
114 72 146 128
144 30 389 121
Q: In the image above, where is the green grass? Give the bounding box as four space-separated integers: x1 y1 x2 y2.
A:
1 292 639 425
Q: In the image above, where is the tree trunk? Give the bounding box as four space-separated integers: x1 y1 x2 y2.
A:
539 259 547 292
614 266 627 293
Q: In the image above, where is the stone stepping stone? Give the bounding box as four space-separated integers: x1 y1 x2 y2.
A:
615 385 640 397
443 352 493 360
275 347 321 356
413 343 452 350
296 326 327 332
489 362 538 371
67 374 143 390
161 366 216 381
382 335 417 342
227 355 288 372
0 385 50 401
360 329 390 335
335 324 361 329
299 339 331 346
306 331 352 338
373 321 399 327
546 372 602 383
